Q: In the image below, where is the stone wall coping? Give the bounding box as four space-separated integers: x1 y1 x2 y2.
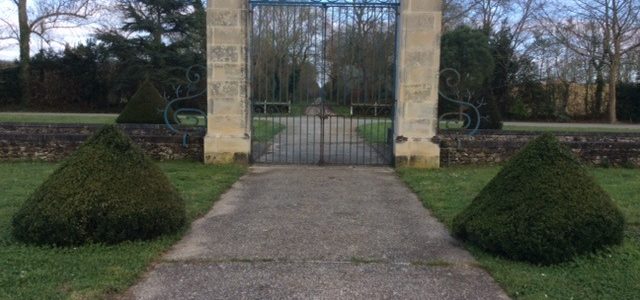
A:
0 133 204 144
445 140 640 147
0 122 172 130
438 129 640 138
0 123 206 138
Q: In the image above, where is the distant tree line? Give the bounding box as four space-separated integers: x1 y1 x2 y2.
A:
1 0 639 124
0 0 206 112
250 6 396 108
441 0 640 127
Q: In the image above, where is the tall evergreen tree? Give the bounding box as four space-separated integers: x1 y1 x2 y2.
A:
489 28 518 118
440 26 502 129
97 0 206 98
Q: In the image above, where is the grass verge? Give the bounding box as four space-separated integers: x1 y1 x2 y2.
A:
0 113 117 124
398 166 640 299
356 120 392 144
4 112 637 134
252 120 286 142
0 161 245 299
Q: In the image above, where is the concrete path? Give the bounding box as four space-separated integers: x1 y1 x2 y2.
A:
253 117 392 165
124 167 508 300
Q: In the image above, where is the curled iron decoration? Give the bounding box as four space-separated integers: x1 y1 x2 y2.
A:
163 65 207 147
438 68 486 136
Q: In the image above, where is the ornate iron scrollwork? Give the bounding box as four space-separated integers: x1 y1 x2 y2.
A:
438 68 486 136
163 65 207 147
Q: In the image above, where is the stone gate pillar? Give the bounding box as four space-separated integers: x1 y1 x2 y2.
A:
204 0 251 164
394 0 442 168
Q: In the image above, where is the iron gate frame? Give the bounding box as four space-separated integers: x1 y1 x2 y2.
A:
248 0 400 166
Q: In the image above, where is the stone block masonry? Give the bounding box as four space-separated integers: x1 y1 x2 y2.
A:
2 123 639 168
204 0 251 164
393 0 442 168
437 131 640 168
0 124 203 162
204 0 443 167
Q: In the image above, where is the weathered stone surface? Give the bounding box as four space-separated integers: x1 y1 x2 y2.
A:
209 63 245 81
437 131 640 167
209 46 239 63
209 0 243 9
394 0 442 168
212 27 244 44
209 81 239 98
0 123 203 162
404 13 437 29
410 0 442 12
208 10 239 27
205 0 250 164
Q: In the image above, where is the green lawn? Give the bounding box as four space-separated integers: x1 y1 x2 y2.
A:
0 161 245 299
2 112 638 134
357 120 392 144
357 121 640 144
0 113 207 126
265 102 351 117
0 113 117 124
399 166 640 299
329 104 352 117
252 120 286 142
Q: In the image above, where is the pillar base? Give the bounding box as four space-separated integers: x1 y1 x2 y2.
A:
203 135 251 164
394 139 440 168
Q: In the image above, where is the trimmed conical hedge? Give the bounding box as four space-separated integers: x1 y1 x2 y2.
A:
452 134 624 265
12 125 185 246
116 80 173 124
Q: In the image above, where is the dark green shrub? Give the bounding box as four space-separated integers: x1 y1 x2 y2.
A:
12 125 185 246
116 80 173 124
616 82 640 123
452 134 624 265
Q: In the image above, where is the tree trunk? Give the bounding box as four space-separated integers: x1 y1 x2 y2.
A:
584 64 592 117
608 58 619 123
18 0 30 108
594 71 604 118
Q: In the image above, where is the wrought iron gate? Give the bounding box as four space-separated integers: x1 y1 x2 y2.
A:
249 0 399 165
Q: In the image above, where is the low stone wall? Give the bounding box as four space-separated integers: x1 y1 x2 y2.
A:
0 123 204 162
3 124 640 167
436 131 640 167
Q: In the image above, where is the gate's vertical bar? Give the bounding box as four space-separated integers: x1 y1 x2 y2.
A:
331 6 338 164
297 6 302 164
249 4 255 162
391 4 400 166
306 6 313 164
319 4 328 165
312 5 317 164
270 6 278 163
369 7 388 164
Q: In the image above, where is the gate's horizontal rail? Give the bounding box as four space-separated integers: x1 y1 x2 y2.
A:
249 0 399 8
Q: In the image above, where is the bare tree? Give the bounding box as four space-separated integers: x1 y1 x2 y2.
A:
542 0 640 123
471 0 512 34
0 0 98 107
442 0 478 31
